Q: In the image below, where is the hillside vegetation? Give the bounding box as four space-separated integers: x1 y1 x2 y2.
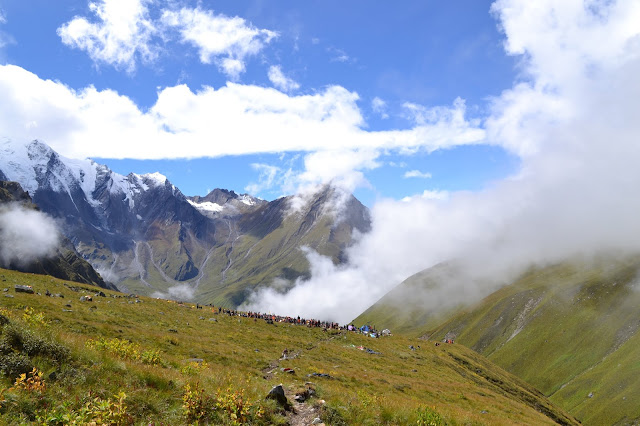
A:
360 256 640 425
0 268 576 425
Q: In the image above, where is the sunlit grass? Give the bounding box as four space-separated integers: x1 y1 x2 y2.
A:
0 268 576 424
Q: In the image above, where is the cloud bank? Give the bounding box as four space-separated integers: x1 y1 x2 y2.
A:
242 0 640 323
0 64 483 192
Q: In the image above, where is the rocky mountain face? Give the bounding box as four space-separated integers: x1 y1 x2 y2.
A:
0 180 112 289
0 139 370 306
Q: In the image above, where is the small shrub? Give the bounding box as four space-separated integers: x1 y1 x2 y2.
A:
0 352 33 379
417 406 447 426
0 324 68 362
86 338 164 366
37 391 132 425
13 368 45 393
215 385 252 425
0 307 14 322
182 382 214 423
180 360 209 375
86 337 140 361
22 307 47 327
140 349 163 366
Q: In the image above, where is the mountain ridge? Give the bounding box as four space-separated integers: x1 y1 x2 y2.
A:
0 139 370 307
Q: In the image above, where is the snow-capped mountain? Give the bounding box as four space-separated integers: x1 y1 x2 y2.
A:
187 188 267 218
0 138 213 286
0 139 370 306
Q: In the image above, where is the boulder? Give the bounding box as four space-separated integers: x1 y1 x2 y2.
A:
266 384 291 410
14 285 34 294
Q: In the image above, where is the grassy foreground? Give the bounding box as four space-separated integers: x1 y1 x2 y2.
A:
0 268 576 425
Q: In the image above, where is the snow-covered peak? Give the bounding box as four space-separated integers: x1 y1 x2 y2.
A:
0 138 40 193
239 194 260 206
26 139 55 162
0 139 177 211
187 199 224 213
141 172 168 187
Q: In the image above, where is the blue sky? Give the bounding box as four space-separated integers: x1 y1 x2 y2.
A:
2 0 639 319
0 0 521 204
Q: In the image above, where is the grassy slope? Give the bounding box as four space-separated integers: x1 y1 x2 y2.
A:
355 264 467 336
419 257 640 425
0 268 576 425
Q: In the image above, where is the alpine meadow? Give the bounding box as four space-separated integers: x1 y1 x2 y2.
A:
1 0 639 424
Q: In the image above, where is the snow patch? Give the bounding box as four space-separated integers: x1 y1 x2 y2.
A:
188 199 224 213
239 194 257 206
142 172 168 187
130 173 149 192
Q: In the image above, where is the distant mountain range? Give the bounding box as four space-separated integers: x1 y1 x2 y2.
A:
0 139 370 306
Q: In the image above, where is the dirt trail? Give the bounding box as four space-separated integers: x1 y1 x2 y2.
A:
286 389 322 426
262 335 344 426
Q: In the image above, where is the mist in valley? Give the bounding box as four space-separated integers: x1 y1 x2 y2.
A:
243 0 640 323
0 203 60 268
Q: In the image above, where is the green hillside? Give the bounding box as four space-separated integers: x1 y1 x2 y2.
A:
355 262 468 336
360 256 640 425
0 268 576 425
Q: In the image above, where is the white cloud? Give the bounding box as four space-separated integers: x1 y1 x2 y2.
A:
327 47 350 63
268 65 300 92
403 170 432 179
57 1 277 78
244 163 284 195
57 0 157 72
298 149 380 192
0 8 14 53
0 204 60 267
161 7 277 79
401 190 449 202
371 96 389 119
243 0 640 323
0 64 484 165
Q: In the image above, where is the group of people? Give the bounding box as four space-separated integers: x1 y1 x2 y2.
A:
199 304 384 334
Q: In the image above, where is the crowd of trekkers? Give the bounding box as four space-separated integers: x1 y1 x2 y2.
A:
195 304 389 337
